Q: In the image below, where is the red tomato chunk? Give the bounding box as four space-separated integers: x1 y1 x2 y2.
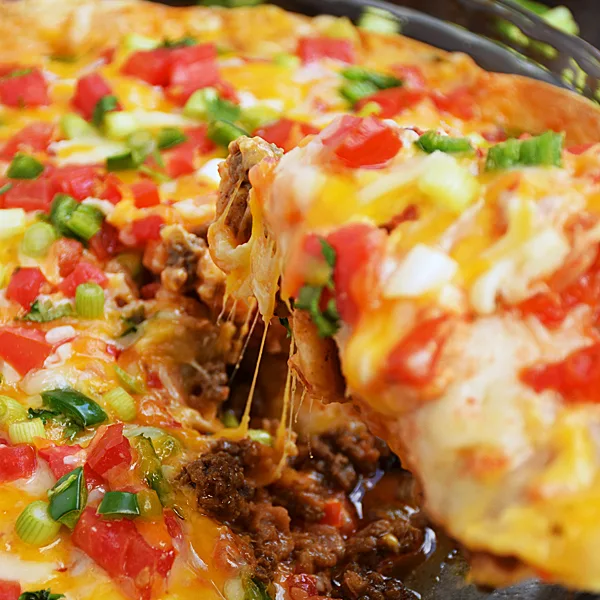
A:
7 267 47 309
58 261 108 297
356 87 425 119
72 73 120 121
1 179 55 212
0 580 21 600
72 508 175 600
132 181 161 208
0 68 49 108
86 424 132 477
130 215 165 245
0 327 53 375
0 444 37 483
0 123 55 160
297 37 355 64
254 119 319 153
39 444 85 479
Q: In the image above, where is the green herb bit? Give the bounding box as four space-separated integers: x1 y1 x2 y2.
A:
485 131 564 171
18 590 65 600
279 317 292 338
115 365 146 394
340 80 378 105
106 151 138 172
221 410 240 428
341 66 402 90
48 467 87 529
41 387 107 429
7 154 44 180
184 88 241 123
50 194 79 237
127 130 157 165
416 131 474 154
244 577 272 600
156 127 188 150
138 165 171 184
65 204 103 241
97 491 140 519
296 284 340 338
2 68 34 80
133 435 172 506
161 36 197 48
0 182 13 195
207 120 248 147
23 300 73 323
247 429 273 446
92 95 119 127
28 408 82 441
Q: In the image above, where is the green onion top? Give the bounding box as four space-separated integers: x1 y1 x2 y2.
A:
15 501 60 547
75 283 105 319
97 491 140 519
247 429 273 446
357 6 400 34
485 131 564 171
132 435 172 506
23 300 74 323
115 365 146 394
207 120 248 147
416 131 474 154
50 194 79 237
341 66 402 90
21 222 57 258
92 95 119 127
65 204 103 241
184 88 241 123
18 590 65 600
41 387 107 428
156 127 187 150
340 80 379 105
48 466 87 529
106 151 138 172
7 154 45 180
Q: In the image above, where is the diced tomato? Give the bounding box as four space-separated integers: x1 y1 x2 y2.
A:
170 43 217 66
184 126 217 155
287 574 319 598
58 261 108 297
50 165 98 201
391 64 426 90
297 37 355 64
86 424 132 477
39 444 85 479
0 68 49 108
320 499 344 528
89 222 122 260
98 173 123 205
167 60 220 105
131 180 160 208
0 580 21 600
165 147 195 178
323 116 402 169
0 444 36 483
521 342 600 403
254 118 319 153
567 142 595 155
121 48 173 87
130 215 165 245
54 238 84 277
0 123 54 161
385 316 450 386
72 73 119 121
6 267 47 309
72 508 175 598
0 327 52 375
140 282 160 300
356 87 425 119
146 370 163 389
1 179 54 212
431 86 475 120
327 223 386 325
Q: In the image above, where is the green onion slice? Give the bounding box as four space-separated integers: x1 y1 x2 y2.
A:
341 66 402 90
247 429 273 446
103 386 136 422
41 387 107 428
75 283 105 319
416 131 474 154
207 120 248 147
9 419 46 445
357 6 400 34
106 151 138 172
156 127 187 150
18 589 65 600
15 501 61 547
0 395 28 426
485 130 564 171
115 365 146 394
48 466 87 529
0 183 13 195
65 204 103 241
339 80 378 105
132 435 172 506
50 194 79 237
97 491 140 519
7 154 44 180
21 222 57 258
23 300 74 323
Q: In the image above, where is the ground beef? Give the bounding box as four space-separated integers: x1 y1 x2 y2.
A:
269 469 327 522
186 360 230 409
336 570 417 600
295 424 387 491
293 525 345 574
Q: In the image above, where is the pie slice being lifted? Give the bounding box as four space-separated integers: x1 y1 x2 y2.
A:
209 87 600 589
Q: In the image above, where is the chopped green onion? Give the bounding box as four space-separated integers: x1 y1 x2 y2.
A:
485 131 564 171
340 80 378 105
103 386 136 422
221 410 240 428
65 204 103 241
23 299 74 323
75 283 105 319
106 151 138 171
50 194 78 237
103 111 139 141
161 36 197 49
418 151 480 213
357 6 400 34
416 131 473 154
138 165 171 184
60 113 96 139
21 222 57 258
48 467 87 529
126 130 156 165
41 388 107 428
15 501 60 547
18 589 65 600
244 578 270 600
296 284 340 338
97 491 140 519
247 429 273 446
341 66 402 90
92 95 119 128
137 488 162 519
0 182 13 195
152 434 181 461
156 127 187 150
132 435 172 506
0 208 26 240
9 418 46 444
116 252 143 279
273 53 301 69
123 33 160 52
115 365 146 394
207 120 248 147
7 154 44 180
239 105 280 133
2 68 34 80
184 88 240 122
0 395 28 426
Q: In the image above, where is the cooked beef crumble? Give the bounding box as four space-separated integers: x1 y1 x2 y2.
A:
180 425 427 599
